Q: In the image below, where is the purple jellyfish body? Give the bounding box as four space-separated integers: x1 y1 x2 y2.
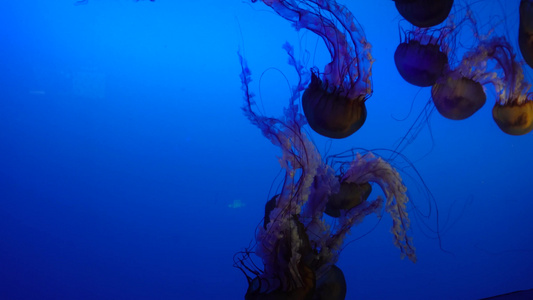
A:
252 0 373 139
235 44 416 300
394 0 454 28
519 0 533 69
394 26 451 87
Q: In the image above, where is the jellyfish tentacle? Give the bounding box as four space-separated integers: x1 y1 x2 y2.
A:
342 153 416 262
256 0 372 98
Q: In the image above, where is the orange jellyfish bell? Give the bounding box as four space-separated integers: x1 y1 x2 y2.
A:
431 76 486 120
394 0 454 28
302 73 367 139
519 0 533 68
492 101 533 135
314 265 346 300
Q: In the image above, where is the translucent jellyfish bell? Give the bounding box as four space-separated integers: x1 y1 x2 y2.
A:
394 0 454 28
431 76 486 120
394 26 454 87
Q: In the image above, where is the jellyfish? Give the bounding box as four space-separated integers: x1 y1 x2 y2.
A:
519 0 533 69
394 0 454 28
394 25 452 87
251 0 373 139
431 76 486 120
484 37 533 135
324 177 372 218
430 12 490 120
235 43 416 300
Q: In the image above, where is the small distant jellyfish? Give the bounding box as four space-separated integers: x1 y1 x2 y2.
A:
394 26 452 87
519 0 533 69
251 0 374 139
394 0 454 28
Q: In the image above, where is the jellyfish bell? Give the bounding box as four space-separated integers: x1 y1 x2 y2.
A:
313 265 346 300
394 41 448 87
394 0 454 28
492 100 533 135
394 28 449 87
431 76 486 120
519 0 533 68
302 72 368 139
325 178 372 218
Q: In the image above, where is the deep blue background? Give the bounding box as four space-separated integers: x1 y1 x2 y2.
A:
0 1 532 299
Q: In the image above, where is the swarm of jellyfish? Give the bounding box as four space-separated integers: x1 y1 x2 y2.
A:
393 2 533 134
235 43 415 300
236 0 532 299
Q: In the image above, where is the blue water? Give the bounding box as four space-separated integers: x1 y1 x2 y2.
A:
1 1 532 299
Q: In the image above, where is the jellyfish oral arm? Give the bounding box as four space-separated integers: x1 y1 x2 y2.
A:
343 153 417 262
